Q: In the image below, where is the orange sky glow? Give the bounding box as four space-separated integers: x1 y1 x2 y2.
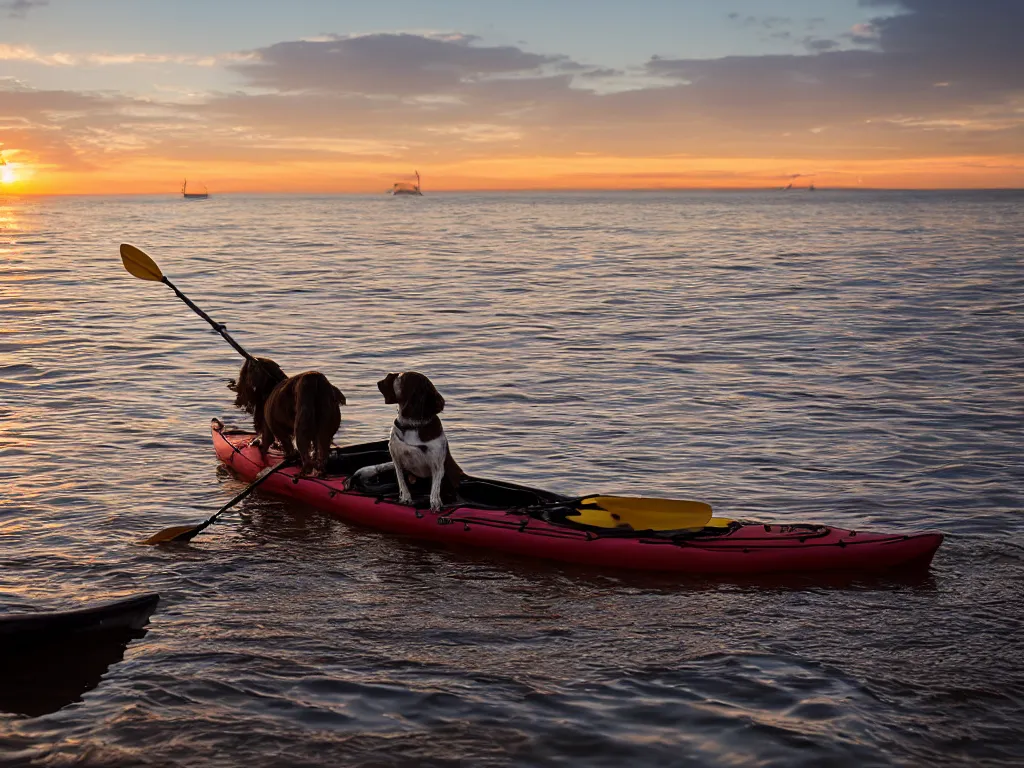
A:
5 154 1023 196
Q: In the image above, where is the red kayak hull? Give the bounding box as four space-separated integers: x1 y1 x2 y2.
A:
210 423 942 575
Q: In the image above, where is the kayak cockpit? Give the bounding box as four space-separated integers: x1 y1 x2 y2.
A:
325 439 568 510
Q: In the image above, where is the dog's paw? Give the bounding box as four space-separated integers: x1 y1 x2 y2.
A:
398 492 414 505
429 496 443 513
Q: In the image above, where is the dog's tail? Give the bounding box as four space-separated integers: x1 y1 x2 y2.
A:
297 372 344 433
295 373 327 435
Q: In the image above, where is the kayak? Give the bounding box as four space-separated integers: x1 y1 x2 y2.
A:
0 593 160 717
0 593 160 650
211 420 942 575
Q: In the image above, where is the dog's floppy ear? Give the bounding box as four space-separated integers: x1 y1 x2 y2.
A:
415 374 445 417
332 385 347 406
378 373 399 404
229 358 252 393
431 383 445 414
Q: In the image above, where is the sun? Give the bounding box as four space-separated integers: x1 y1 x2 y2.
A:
0 165 15 184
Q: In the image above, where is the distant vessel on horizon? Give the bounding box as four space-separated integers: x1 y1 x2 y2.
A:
390 171 423 196
779 179 818 191
182 179 209 199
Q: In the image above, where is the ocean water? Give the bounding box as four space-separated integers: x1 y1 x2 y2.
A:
0 190 1021 766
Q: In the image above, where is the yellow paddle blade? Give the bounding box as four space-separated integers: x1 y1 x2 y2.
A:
120 243 164 282
575 496 713 531
140 524 199 545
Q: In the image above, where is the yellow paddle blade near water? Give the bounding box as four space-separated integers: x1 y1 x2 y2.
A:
573 495 714 531
120 243 164 282
140 524 200 545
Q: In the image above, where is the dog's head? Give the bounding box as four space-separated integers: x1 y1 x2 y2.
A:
228 357 287 414
378 371 445 420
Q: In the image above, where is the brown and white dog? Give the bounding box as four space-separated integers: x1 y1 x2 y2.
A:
257 371 346 477
347 371 463 511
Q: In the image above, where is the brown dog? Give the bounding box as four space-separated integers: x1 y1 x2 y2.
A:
228 357 287 434
257 372 346 477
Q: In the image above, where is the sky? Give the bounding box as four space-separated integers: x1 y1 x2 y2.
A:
0 0 1022 193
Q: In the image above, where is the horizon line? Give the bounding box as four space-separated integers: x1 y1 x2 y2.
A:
4 186 1023 198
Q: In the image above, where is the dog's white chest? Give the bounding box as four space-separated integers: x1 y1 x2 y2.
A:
389 425 445 477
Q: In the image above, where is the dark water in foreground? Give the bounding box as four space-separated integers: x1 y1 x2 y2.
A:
0 190 1022 766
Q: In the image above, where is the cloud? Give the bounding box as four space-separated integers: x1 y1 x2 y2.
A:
648 0 1024 118
726 14 793 30
847 22 880 43
880 1 1022 96
0 43 74 66
2 0 46 19
579 67 623 79
0 43 245 67
230 33 567 96
804 38 840 52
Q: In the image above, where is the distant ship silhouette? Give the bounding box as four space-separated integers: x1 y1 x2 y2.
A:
779 180 817 191
390 170 423 196
182 179 209 199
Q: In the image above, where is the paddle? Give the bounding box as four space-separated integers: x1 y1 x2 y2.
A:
555 495 713 531
119 243 257 364
141 459 295 545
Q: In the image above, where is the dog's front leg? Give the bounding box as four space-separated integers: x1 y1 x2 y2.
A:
428 468 444 512
395 460 414 505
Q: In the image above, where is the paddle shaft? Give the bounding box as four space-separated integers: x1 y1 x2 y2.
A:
161 276 255 364
177 459 292 541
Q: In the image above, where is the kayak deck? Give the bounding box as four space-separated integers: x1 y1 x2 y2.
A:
0 593 160 648
210 420 943 575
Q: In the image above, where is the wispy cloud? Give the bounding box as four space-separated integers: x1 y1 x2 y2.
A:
1 0 47 19
230 33 568 95
0 43 241 67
